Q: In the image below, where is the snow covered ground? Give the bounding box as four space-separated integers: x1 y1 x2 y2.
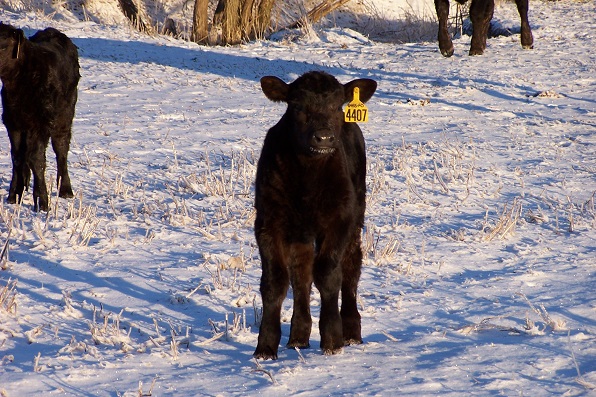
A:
0 0 595 396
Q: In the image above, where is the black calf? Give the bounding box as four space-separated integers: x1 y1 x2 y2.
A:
0 23 80 211
253 71 377 359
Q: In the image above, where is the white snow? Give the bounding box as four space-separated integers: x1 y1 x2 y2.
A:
0 1 595 396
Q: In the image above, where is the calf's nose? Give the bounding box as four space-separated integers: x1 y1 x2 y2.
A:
311 130 335 147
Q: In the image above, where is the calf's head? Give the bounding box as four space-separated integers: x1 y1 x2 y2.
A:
0 23 25 74
260 71 377 156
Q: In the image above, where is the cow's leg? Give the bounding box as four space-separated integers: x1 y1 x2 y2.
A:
514 0 533 49
27 136 50 212
314 235 344 355
287 242 314 349
51 131 74 198
434 0 454 57
469 0 495 55
254 236 289 360
7 130 29 205
341 234 363 345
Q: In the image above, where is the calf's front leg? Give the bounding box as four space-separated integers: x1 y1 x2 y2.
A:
314 253 344 355
287 242 314 349
340 236 363 345
254 237 290 360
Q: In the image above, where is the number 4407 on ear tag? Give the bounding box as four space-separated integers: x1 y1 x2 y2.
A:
344 87 369 123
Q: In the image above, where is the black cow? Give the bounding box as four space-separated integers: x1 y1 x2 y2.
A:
0 23 80 211
253 71 377 359
435 0 533 56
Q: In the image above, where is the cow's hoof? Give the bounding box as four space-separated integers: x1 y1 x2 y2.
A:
59 188 74 198
440 46 454 57
287 340 310 349
34 201 49 212
343 337 363 346
322 346 343 355
253 347 278 360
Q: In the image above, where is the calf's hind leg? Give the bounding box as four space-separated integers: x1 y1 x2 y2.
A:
27 137 50 212
7 131 30 204
51 132 74 198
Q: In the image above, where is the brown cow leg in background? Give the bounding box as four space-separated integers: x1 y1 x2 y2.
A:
515 0 534 49
469 0 495 55
434 0 454 57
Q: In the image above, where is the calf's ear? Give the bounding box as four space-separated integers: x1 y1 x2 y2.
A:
344 79 377 104
260 76 289 102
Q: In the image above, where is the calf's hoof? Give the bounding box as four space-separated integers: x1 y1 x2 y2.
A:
59 187 74 198
438 32 454 57
344 337 363 346
521 31 533 49
253 346 278 360
34 199 49 212
322 346 343 356
342 315 362 344
321 336 344 355
440 46 454 57
287 339 310 349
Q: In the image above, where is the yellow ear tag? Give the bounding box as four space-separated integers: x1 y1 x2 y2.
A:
344 87 369 123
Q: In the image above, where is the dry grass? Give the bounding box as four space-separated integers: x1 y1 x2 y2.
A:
252 357 277 384
344 0 438 43
482 197 523 241
516 292 567 333
136 377 158 397
88 307 134 351
0 278 18 315
0 145 260 368
457 294 568 337
362 224 402 266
